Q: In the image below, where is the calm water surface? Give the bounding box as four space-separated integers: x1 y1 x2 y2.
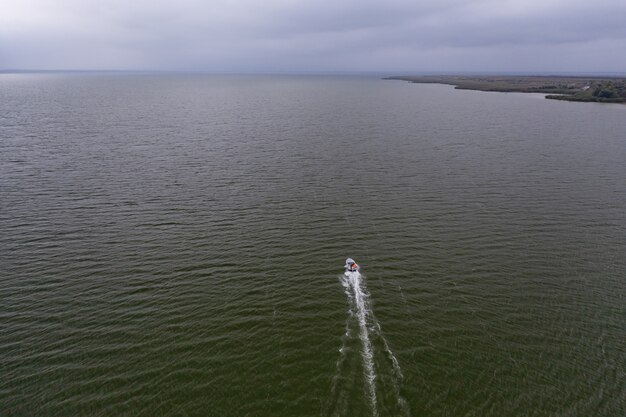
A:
1 74 625 416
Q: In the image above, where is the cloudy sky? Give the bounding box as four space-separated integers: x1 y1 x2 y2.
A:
2 0 626 73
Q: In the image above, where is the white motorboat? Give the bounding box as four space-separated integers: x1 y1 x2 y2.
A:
344 258 360 275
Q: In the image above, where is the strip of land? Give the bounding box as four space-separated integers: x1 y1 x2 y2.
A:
385 75 626 103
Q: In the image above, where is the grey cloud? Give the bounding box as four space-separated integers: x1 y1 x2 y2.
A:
1 0 625 72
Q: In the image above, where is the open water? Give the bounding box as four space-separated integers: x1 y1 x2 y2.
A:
1 74 625 416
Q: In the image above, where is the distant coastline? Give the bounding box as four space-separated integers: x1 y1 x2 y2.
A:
385 75 626 103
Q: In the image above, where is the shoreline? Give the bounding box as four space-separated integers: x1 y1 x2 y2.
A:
385 75 626 104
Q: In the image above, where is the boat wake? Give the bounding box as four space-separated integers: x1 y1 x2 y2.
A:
326 270 410 417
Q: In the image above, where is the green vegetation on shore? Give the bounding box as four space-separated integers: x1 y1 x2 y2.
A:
385 75 626 103
546 80 626 103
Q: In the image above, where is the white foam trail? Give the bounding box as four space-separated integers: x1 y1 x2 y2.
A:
346 271 378 417
334 270 408 416
327 274 356 417
375 321 411 416
376 321 404 380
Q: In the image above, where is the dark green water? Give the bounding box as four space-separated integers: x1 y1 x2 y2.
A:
1 74 625 417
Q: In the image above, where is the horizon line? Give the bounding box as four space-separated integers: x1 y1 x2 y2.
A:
2 69 626 77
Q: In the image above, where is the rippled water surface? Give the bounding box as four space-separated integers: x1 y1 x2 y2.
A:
1 74 625 416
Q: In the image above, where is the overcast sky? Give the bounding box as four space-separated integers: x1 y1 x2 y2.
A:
2 0 626 73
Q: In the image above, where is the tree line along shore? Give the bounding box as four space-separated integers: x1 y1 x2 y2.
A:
385 75 626 103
